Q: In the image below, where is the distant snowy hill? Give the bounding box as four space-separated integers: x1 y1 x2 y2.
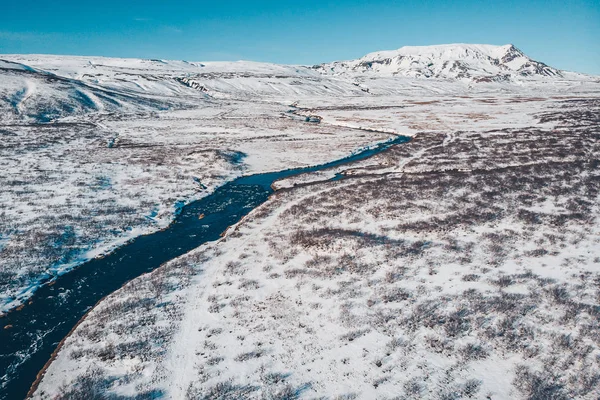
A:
0 55 369 122
0 57 192 123
314 44 591 82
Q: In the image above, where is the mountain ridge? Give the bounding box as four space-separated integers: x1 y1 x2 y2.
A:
313 43 590 82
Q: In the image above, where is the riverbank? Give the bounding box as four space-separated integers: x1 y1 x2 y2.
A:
1 135 405 400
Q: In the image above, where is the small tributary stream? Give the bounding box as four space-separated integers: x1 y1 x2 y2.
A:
0 135 409 399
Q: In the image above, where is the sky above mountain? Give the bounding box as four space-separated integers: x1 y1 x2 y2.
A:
0 0 598 75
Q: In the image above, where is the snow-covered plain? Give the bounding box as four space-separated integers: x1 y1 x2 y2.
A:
0 56 389 312
1 44 600 399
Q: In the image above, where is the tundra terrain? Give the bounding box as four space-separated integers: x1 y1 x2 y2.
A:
1 45 599 399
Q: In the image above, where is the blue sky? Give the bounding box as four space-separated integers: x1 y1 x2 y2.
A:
1 0 599 74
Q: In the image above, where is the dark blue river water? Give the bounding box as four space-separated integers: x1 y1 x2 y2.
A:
0 135 409 399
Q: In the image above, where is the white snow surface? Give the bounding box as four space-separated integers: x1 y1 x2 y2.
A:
1 44 600 399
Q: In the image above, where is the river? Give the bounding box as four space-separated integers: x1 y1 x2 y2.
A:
0 135 410 399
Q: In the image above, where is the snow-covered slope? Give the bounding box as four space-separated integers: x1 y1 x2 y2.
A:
314 44 592 83
0 58 194 123
1 55 369 104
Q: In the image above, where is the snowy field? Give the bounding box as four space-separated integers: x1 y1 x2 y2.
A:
2 44 600 399
0 56 392 312
31 95 600 399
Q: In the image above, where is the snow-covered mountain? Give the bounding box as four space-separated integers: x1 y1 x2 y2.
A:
314 44 587 82
0 57 195 123
1 44 597 124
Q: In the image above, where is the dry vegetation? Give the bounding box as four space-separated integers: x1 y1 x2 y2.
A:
0 99 385 312
32 96 600 399
0 116 240 310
